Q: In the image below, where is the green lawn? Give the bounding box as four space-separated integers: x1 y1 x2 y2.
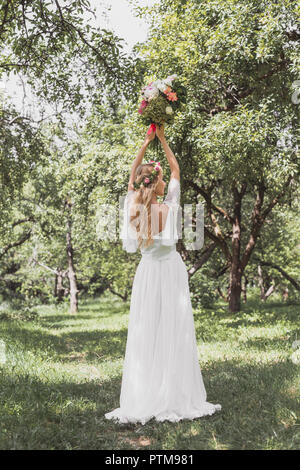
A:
0 292 299 450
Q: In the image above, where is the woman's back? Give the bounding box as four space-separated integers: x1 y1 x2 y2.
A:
122 178 181 257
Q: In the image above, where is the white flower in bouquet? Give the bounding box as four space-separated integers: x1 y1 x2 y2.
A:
164 74 178 86
165 106 173 114
144 84 159 101
164 78 173 87
155 80 168 92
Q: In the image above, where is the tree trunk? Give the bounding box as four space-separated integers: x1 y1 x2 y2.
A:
229 263 242 312
228 186 243 313
258 264 276 302
282 287 289 301
242 275 248 303
54 273 57 298
187 176 292 314
54 270 65 302
262 283 275 300
108 286 128 301
257 264 265 300
216 286 229 301
257 259 300 291
65 200 79 314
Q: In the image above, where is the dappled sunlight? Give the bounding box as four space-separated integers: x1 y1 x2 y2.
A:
197 340 290 365
0 295 298 449
236 324 293 340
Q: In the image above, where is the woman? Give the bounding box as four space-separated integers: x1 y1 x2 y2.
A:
105 124 221 424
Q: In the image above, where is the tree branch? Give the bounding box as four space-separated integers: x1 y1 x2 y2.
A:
0 0 11 40
198 60 289 116
240 183 265 271
12 216 34 227
53 0 117 78
188 242 217 278
261 176 293 220
187 179 235 224
0 230 31 258
31 258 68 277
255 259 300 291
241 176 292 271
108 285 128 301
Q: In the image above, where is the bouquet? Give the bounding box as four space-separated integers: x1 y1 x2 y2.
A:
138 74 187 151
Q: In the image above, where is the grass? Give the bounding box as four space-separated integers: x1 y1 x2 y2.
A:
0 291 299 450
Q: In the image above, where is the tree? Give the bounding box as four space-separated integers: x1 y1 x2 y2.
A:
0 0 137 114
132 0 300 311
0 1 142 311
0 0 139 215
0 95 47 215
251 206 300 301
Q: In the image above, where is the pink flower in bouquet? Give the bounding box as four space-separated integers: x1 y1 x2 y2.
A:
155 166 160 171
138 99 148 114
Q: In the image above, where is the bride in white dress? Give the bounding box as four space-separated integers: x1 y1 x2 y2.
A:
105 124 221 424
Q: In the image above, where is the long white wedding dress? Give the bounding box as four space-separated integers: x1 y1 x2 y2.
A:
105 178 221 424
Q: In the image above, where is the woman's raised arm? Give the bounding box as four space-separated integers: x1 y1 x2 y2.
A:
156 124 180 181
127 127 156 192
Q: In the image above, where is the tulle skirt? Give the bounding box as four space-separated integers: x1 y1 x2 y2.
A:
105 249 221 425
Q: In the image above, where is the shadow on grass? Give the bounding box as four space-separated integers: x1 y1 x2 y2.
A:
193 302 300 343
1 321 129 363
0 357 298 450
58 328 128 362
0 370 122 450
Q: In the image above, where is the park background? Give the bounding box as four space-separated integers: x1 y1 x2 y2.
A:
0 0 299 450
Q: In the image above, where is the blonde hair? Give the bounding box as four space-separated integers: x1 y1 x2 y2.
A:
130 163 161 249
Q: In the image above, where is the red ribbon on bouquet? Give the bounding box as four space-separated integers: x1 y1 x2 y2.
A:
147 123 156 134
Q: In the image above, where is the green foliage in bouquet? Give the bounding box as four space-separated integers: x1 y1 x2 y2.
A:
140 95 175 126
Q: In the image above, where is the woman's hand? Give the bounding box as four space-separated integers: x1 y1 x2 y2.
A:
156 123 165 142
144 124 156 145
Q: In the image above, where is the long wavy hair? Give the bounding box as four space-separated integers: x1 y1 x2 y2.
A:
130 163 161 249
